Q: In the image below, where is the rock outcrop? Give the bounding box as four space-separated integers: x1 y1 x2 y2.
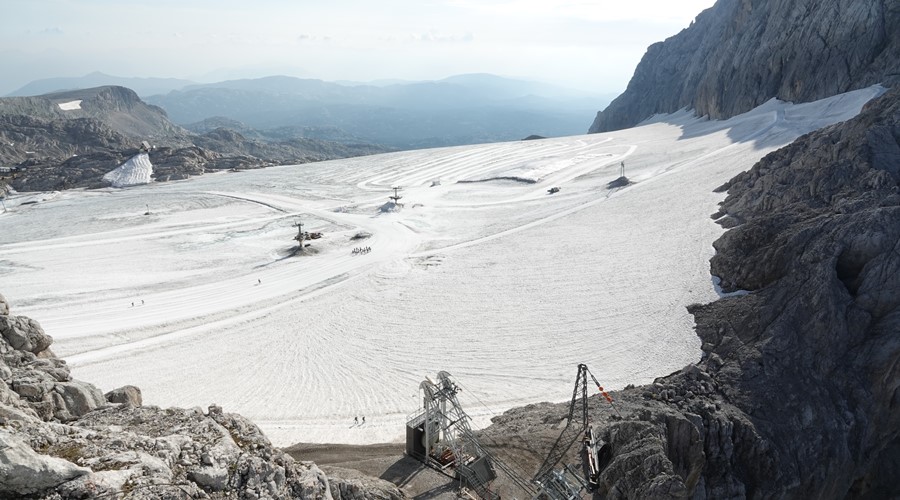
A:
0 86 386 192
486 84 900 499
589 0 900 133
0 294 405 499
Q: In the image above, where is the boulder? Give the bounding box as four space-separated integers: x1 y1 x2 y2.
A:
105 385 142 407
0 429 90 496
50 380 106 421
0 315 52 354
188 465 230 491
0 293 8 316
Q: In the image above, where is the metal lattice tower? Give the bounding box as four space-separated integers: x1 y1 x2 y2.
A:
389 186 403 204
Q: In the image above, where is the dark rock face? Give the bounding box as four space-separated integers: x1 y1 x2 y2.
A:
684 87 900 498
635 87 900 498
589 0 900 133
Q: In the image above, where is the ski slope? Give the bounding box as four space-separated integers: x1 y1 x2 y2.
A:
0 86 883 446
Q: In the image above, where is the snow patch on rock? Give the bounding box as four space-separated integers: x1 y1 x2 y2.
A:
57 100 82 111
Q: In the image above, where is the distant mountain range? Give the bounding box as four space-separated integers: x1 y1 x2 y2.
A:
7 72 614 149
5 72 196 100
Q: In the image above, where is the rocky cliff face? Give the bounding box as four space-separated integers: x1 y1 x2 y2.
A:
0 293 405 499
0 86 385 192
485 86 900 499
589 0 900 133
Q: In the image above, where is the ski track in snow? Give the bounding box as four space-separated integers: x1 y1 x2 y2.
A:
0 87 883 446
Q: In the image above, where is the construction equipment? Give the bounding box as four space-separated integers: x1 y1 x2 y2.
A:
407 372 502 500
406 366 614 500
532 364 613 500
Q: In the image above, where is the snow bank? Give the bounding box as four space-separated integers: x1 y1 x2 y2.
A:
103 153 153 188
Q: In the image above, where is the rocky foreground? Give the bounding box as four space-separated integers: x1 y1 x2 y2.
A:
0 294 404 499
484 86 900 499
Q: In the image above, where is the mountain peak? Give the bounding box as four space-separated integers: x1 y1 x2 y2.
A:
589 0 900 132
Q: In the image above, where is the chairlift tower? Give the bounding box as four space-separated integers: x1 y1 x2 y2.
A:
0 181 9 213
293 220 305 250
389 186 403 206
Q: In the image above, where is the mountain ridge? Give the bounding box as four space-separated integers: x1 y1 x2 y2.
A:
5 71 196 99
0 85 385 191
144 74 608 148
589 0 900 133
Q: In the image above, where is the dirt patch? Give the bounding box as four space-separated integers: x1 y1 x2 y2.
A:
286 443 458 499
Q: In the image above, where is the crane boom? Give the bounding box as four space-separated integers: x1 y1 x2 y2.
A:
532 364 591 482
532 364 610 498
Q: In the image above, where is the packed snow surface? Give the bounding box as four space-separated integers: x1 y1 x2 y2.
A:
57 100 82 111
103 153 153 187
0 86 882 446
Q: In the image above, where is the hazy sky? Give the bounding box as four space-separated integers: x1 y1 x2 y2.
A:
1 0 717 95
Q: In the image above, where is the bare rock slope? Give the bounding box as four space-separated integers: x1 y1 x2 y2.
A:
0 293 405 500
589 0 900 133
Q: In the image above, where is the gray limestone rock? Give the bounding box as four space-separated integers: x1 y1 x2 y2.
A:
589 0 900 133
188 465 230 491
0 302 404 499
326 467 406 500
0 314 53 354
50 381 106 422
0 429 90 496
104 385 142 407
0 293 8 316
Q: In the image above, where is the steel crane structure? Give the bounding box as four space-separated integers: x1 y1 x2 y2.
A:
531 364 612 499
406 366 613 500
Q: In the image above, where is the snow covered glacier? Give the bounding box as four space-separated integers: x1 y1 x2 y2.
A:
0 86 883 446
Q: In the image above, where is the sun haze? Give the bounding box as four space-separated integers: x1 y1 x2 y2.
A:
1 0 717 94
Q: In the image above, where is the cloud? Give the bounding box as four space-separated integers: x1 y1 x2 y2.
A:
408 30 475 43
445 0 716 24
296 33 332 43
38 27 64 36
